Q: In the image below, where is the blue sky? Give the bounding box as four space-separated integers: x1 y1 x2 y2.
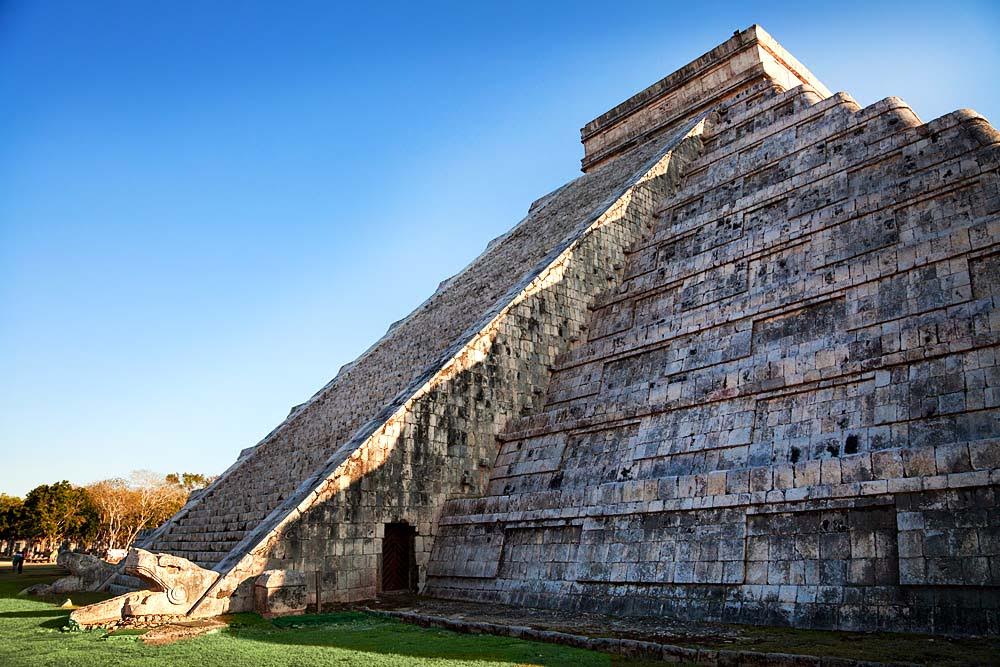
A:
2 1 998 497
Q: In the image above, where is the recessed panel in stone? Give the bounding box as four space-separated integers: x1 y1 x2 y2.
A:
750 297 847 351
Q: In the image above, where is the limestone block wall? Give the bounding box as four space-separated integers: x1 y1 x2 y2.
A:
426 82 1000 635
173 119 707 615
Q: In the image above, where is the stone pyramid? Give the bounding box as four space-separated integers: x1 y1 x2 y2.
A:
85 25 1000 635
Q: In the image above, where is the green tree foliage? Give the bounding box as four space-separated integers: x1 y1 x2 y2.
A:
165 472 215 491
0 495 24 542
19 481 96 549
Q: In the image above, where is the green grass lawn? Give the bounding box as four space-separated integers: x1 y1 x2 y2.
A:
0 562 659 667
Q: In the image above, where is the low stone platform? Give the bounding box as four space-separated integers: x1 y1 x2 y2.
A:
355 596 1000 666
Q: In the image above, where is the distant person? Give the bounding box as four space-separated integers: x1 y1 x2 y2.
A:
12 550 24 574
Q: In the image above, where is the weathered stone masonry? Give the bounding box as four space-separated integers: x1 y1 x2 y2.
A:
80 25 1000 636
426 29 1000 635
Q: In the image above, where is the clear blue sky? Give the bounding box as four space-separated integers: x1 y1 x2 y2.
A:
2 1 998 497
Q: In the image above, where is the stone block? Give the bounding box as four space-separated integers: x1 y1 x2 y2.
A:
902 447 938 477
254 570 308 618
970 440 1000 470
935 444 972 474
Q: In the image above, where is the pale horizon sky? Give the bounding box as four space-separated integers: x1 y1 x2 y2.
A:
3 1 999 497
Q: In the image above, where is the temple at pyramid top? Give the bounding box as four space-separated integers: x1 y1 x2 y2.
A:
580 24 832 171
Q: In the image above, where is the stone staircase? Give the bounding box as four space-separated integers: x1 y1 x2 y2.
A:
145 501 258 568
107 572 144 597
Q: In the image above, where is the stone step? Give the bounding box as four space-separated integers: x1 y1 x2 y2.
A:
147 543 239 557
107 571 143 596
174 529 252 539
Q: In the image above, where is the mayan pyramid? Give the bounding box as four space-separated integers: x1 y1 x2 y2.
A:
94 26 999 635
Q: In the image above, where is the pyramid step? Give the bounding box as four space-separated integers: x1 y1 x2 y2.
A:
106 571 144 595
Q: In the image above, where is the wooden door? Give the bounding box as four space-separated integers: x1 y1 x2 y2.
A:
381 522 414 592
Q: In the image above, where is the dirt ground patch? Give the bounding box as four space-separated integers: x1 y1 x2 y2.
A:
137 618 228 646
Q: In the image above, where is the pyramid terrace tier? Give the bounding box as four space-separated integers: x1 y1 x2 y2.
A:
543 100 998 398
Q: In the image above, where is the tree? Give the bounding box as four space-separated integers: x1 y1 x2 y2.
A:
20 481 96 550
85 478 132 552
125 470 187 547
165 472 215 491
0 494 24 549
85 471 188 551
